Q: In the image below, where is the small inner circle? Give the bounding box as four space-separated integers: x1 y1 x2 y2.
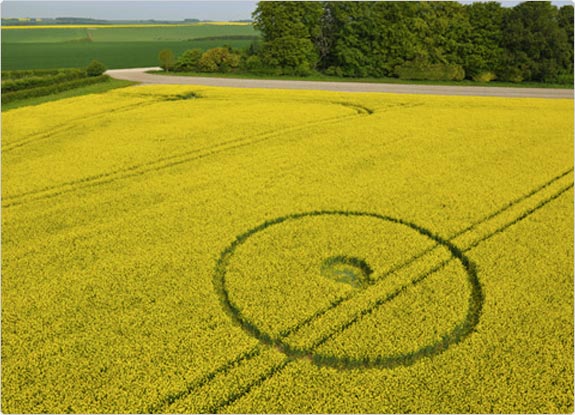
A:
320 255 374 289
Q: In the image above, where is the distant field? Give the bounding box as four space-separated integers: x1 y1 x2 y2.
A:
2 22 251 29
1 24 259 70
2 85 573 413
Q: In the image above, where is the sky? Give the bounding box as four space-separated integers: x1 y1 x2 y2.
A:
1 1 572 21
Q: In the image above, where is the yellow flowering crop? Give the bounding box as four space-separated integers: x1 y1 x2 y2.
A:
2 85 573 413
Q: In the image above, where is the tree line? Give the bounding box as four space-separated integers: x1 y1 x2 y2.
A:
251 1 573 83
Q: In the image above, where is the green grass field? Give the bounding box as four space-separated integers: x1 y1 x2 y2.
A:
1 24 258 70
2 85 573 413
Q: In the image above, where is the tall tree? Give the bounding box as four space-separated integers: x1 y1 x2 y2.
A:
324 2 418 77
463 2 504 78
557 5 574 77
500 2 570 82
409 2 472 66
250 1 572 84
252 2 323 73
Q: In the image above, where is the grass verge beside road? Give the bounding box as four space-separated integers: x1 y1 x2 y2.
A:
149 70 573 89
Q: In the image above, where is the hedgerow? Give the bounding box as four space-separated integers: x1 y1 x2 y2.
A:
1 69 87 92
1 75 110 104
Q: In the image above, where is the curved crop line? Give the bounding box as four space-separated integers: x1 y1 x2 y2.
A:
335 102 374 115
3 92 203 153
150 168 573 412
209 183 572 413
2 100 159 152
320 255 374 288
3 103 372 208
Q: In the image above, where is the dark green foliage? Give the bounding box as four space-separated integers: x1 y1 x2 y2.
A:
253 2 323 74
500 2 571 82
557 5 574 82
251 1 573 84
86 59 106 76
464 2 504 79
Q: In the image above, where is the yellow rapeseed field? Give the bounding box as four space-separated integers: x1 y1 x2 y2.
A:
2 85 573 413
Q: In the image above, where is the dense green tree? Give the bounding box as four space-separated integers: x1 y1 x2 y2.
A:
324 2 417 77
322 2 375 77
463 2 504 79
500 2 570 82
253 2 323 73
251 1 572 84
557 5 574 77
409 2 472 66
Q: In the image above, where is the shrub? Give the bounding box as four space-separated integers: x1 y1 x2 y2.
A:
158 49 176 71
198 47 241 73
295 62 313 77
174 49 203 72
496 66 524 83
553 73 574 85
395 61 466 81
245 55 263 72
86 60 107 77
324 66 344 77
472 71 497 83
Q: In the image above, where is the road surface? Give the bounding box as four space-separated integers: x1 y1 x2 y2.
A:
107 67 573 99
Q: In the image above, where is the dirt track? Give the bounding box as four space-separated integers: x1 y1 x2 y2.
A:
107 67 574 99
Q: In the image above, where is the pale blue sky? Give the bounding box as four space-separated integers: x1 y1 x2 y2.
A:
1 1 572 21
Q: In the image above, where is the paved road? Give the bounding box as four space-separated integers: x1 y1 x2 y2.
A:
107 67 573 99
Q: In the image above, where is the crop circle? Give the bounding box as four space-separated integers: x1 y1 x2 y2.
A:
320 255 374 289
214 210 481 369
